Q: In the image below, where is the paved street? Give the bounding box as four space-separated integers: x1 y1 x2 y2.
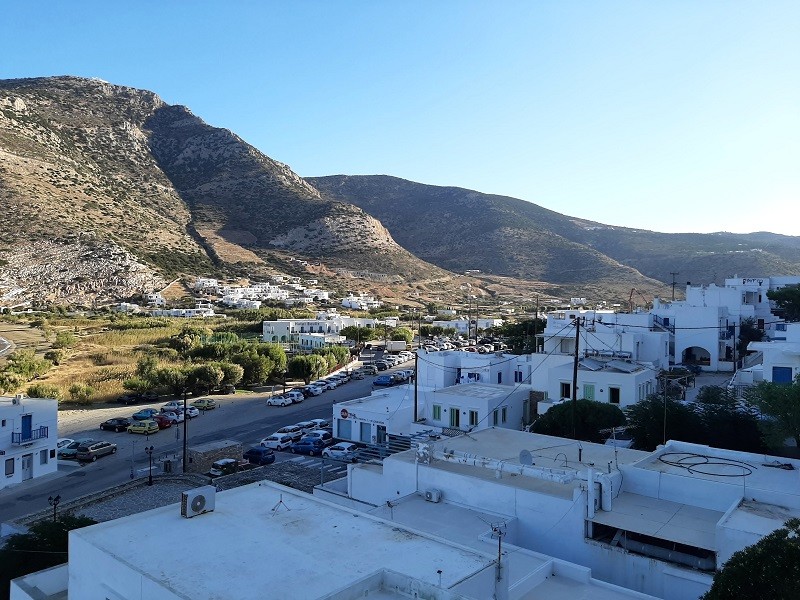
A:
0 360 410 523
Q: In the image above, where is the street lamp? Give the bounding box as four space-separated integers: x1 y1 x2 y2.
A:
145 445 154 486
48 494 61 522
182 388 188 474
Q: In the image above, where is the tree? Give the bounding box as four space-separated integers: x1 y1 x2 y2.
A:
625 394 705 451
232 349 275 385
746 378 800 447
123 377 152 394
340 326 376 343
287 356 315 383
737 317 765 355
52 330 77 349
702 518 800 599
0 371 23 394
768 284 800 322
26 383 62 400
0 515 97 600
494 318 546 354
155 367 189 397
215 362 244 386
693 386 765 453
135 355 159 380
532 400 626 443
186 364 224 395
391 327 413 344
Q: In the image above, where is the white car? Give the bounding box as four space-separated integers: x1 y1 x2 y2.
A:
57 438 74 449
309 418 329 430
314 380 336 391
295 421 317 433
322 442 359 461
260 433 294 450
266 395 292 407
284 390 304 403
161 401 184 413
183 406 200 418
160 410 184 424
303 385 324 396
275 425 303 442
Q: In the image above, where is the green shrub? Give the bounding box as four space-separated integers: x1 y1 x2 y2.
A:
26 383 62 400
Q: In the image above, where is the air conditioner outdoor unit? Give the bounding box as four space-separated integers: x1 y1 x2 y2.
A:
424 488 442 503
181 485 216 518
12 394 23 405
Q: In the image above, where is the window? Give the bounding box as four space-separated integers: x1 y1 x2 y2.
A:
497 372 502 384
777 323 787 331
1 419 5 427
40 449 48 465
450 408 460 428
432 404 442 420
501 407 508 423
610 387 621 404
560 382 571 399
360 422 372 443
514 370 523 383
469 410 479 427
583 384 595 400
493 410 499 426
5 458 13 477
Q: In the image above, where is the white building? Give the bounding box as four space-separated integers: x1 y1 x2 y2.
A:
341 293 382 310
150 302 218 319
193 277 219 291
298 332 346 350
334 388 414 444
0 395 58 490
542 310 670 368
731 321 800 388
12 481 657 600
432 317 504 335
263 313 377 344
328 427 800 600
144 292 166 307
541 357 658 411
414 383 528 434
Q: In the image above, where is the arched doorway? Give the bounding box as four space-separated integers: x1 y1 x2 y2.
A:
682 346 711 366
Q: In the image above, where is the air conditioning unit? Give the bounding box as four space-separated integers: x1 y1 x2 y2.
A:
424 488 442 503
12 394 23 405
181 485 216 518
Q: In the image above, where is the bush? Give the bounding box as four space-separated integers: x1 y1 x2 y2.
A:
532 400 626 443
44 349 66 365
68 383 94 404
26 383 62 400
52 330 77 349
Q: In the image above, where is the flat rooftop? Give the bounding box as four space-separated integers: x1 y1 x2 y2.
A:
636 441 800 496
72 482 494 600
433 382 524 400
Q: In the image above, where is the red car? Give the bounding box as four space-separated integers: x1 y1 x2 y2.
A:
151 414 173 429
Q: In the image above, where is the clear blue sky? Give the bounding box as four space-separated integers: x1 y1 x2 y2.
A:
3 1 798 235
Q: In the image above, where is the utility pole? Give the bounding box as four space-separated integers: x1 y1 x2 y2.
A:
534 295 540 352
670 272 679 301
571 317 580 439
413 352 418 422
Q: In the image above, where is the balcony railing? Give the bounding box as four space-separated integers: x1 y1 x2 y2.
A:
12 426 49 445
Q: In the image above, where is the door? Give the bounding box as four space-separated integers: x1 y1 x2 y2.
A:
773 366 793 384
21 414 32 441
609 387 621 404
21 453 33 481
376 425 387 445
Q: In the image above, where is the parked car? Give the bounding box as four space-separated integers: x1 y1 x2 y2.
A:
100 417 132 433
313 380 336 391
58 439 93 459
140 391 160 403
302 429 333 446
159 411 184 424
76 440 117 462
260 433 294 450
309 418 330 430
208 458 239 477
295 420 317 433
191 398 217 410
161 401 184 413
151 414 173 429
115 393 141 405
374 361 389 371
322 442 360 462
275 425 303 442
127 420 159 435
359 364 378 375
132 408 161 421
183 406 200 418
284 390 304 404
57 438 74 449
243 446 276 466
290 437 326 456
373 375 395 386
301 385 323 397
266 395 292 407
351 371 365 380
216 384 236 395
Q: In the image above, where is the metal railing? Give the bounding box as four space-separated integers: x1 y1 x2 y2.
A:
12 425 49 444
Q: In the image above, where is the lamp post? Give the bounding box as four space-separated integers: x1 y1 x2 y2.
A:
47 494 61 522
182 388 188 473
145 445 154 486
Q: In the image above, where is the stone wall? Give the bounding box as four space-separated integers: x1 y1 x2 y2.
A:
187 439 243 474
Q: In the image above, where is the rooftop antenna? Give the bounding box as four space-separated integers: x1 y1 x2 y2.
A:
270 493 291 515
519 449 535 466
490 521 507 582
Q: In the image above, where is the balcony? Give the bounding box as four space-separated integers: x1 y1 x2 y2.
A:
12 426 49 445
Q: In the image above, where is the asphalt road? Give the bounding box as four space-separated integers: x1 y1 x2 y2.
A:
0 358 411 524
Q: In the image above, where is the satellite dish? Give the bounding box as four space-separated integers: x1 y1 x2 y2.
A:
519 450 533 466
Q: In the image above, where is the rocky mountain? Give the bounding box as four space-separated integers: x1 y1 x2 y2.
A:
0 77 447 307
309 175 800 290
